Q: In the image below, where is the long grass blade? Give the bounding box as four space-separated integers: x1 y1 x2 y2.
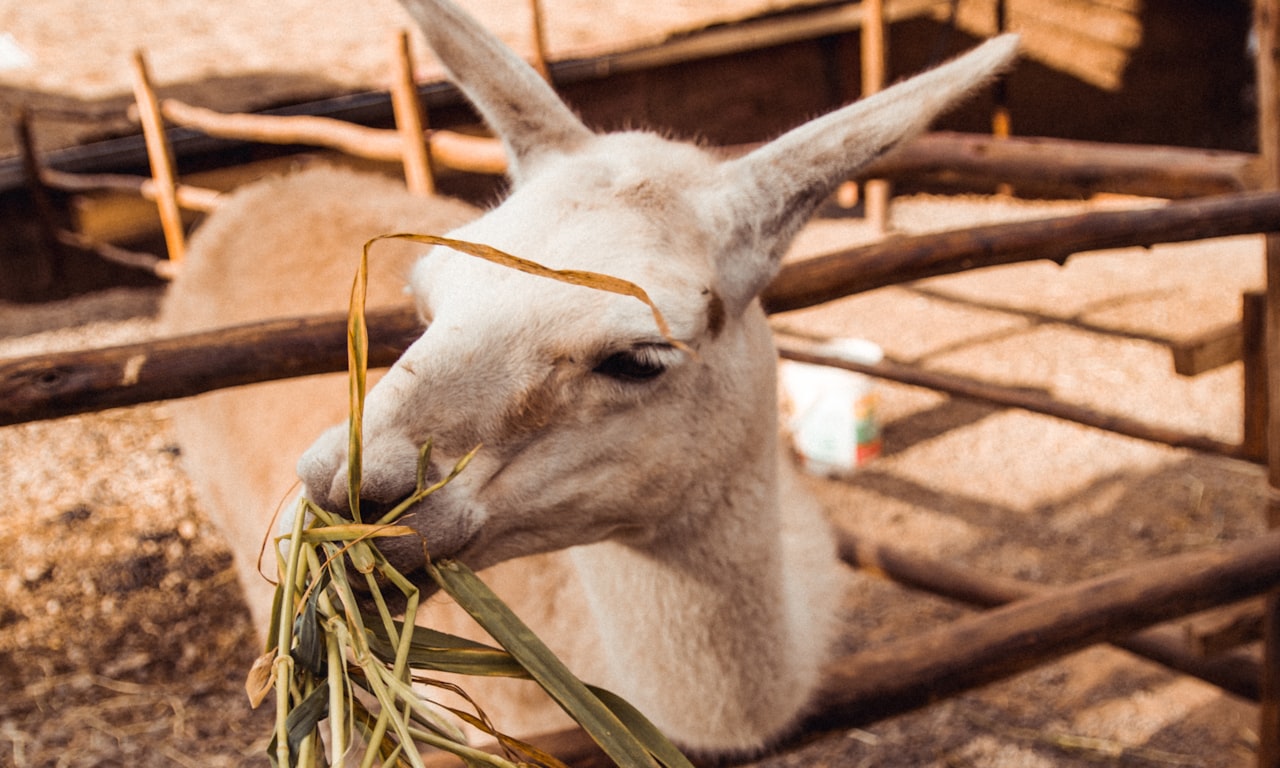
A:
347 237 370 521
365 233 690 353
428 559 663 768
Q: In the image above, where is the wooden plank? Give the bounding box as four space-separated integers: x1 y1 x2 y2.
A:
1246 291 1269 462
1170 321 1244 376
839 531 1261 700
1184 598 1265 657
553 0 948 80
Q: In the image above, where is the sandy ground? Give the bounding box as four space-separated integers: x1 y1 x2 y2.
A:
0 189 1268 767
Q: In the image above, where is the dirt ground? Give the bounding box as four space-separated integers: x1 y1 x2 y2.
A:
0 0 1272 766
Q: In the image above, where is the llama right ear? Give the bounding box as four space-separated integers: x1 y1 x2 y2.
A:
711 35 1020 314
398 0 593 181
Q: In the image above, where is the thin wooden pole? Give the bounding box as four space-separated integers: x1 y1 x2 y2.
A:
390 30 435 196
529 0 552 83
992 0 1011 139
1246 291 1270 463
860 0 891 233
130 50 186 264
13 107 62 295
1256 0 1280 761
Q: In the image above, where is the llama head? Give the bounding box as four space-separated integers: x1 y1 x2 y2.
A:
296 0 1019 581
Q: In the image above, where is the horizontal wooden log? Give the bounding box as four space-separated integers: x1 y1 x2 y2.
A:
861 131 1263 199
159 99 507 175
0 308 420 426
777 342 1249 461
54 229 177 280
762 189 1280 314
806 529 1280 733
838 531 1261 702
41 168 223 213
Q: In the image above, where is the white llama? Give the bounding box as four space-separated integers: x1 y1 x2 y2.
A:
160 0 1017 754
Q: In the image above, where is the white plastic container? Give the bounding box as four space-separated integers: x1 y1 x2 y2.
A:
779 339 883 477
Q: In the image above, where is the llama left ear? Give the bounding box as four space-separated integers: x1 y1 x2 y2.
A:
399 0 593 182
711 34 1020 313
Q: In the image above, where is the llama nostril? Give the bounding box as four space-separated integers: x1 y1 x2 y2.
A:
357 497 398 521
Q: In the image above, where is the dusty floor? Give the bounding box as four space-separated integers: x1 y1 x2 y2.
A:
0 190 1269 767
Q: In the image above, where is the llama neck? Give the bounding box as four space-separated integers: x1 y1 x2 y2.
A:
567 442 834 754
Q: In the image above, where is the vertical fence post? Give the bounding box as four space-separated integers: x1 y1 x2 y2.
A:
861 0 890 234
390 30 435 196
1254 0 1280 764
130 50 186 265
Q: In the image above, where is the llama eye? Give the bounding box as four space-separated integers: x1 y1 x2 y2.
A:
592 348 668 382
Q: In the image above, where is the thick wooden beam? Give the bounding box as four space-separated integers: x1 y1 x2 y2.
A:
0 308 420 426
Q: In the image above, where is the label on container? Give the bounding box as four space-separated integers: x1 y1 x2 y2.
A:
779 339 882 476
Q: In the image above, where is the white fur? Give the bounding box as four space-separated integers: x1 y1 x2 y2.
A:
161 1 1018 755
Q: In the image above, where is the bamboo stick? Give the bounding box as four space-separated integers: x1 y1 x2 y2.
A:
160 99 404 159
529 0 552 82
54 229 177 280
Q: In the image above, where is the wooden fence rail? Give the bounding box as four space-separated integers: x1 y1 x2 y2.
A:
4 188 1278 428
